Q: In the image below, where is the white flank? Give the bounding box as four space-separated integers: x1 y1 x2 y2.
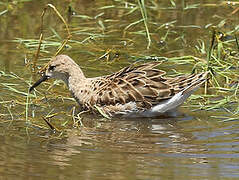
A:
150 91 191 113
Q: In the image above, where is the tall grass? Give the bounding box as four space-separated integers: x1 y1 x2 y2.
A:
137 0 151 49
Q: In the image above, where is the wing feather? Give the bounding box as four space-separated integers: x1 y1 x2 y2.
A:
87 62 207 110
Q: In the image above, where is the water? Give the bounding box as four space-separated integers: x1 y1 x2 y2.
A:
0 0 239 179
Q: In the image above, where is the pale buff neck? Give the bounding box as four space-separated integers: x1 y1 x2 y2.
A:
66 65 89 106
69 63 86 79
66 64 87 89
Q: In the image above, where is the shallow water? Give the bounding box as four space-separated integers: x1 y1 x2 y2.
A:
0 0 239 179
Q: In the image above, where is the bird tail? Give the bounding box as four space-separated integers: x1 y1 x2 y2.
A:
182 71 209 95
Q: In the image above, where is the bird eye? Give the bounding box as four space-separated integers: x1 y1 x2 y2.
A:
49 65 56 71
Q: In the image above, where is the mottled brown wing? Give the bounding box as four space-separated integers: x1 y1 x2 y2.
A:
89 62 207 109
164 72 207 95
89 62 174 108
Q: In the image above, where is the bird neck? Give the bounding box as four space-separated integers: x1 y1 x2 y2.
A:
67 62 85 80
67 68 89 106
67 65 87 89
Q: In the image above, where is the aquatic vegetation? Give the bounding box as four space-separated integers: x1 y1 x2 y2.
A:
0 0 239 136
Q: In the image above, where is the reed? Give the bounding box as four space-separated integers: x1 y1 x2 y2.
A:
137 0 151 49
